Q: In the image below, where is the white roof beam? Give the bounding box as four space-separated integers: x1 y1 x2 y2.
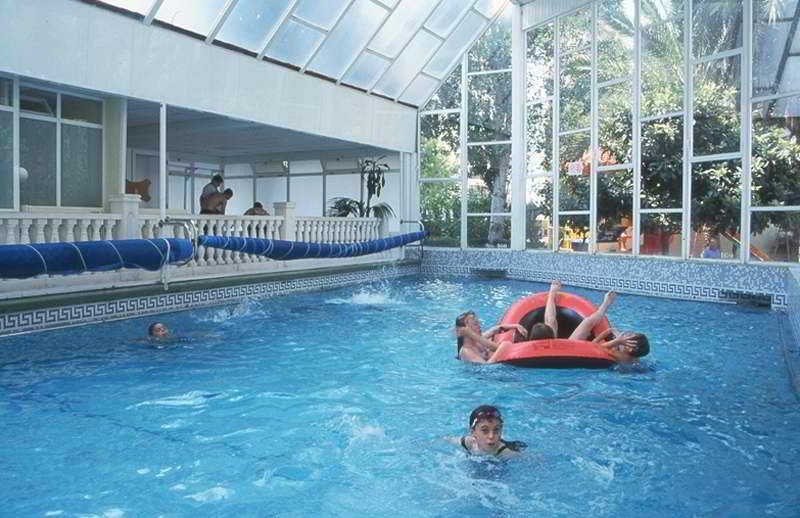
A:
367 0 462 94
408 1 509 105
205 0 240 43
300 0 359 73
336 0 402 84
143 0 165 25
257 0 301 60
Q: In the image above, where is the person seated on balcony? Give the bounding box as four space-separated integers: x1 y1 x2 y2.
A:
702 236 722 259
244 202 269 216
200 174 224 207
200 188 233 215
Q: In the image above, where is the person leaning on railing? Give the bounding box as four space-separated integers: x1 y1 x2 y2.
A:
200 188 233 215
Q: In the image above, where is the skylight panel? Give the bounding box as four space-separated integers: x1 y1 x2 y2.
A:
97 0 153 15
474 0 507 19
368 0 440 58
342 53 391 89
425 11 486 78
215 0 292 52
293 0 352 30
425 0 474 37
265 19 325 66
374 31 440 98
399 74 439 106
307 0 389 79
154 0 228 36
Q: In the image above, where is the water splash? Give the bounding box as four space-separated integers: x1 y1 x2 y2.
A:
325 288 399 306
197 298 265 323
130 390 223 409
185 486 233 502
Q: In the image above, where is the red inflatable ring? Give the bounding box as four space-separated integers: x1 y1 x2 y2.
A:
491 292 615 368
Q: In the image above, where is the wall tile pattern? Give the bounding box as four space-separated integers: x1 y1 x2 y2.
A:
0 265 418 336
420 250 788 308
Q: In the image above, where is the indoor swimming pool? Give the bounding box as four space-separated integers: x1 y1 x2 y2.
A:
1 277 798 516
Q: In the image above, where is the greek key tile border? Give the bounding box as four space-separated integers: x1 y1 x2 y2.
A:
0 265 419 336
783 269 800 395
420 249 789 309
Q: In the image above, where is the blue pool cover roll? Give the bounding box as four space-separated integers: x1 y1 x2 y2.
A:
197 231 427 260
0 232 426 279
0 238 194 279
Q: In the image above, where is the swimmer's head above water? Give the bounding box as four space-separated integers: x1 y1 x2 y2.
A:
148 322 168 338
455 310 479 349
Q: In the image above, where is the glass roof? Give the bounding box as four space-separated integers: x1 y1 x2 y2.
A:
92 0 510 107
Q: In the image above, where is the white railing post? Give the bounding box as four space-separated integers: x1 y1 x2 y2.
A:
109 193 142 240
273 202 296 240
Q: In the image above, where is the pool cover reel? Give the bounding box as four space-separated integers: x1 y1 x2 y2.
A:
0 231 426 279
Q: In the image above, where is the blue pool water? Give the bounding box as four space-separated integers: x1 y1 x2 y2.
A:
1 276 798 516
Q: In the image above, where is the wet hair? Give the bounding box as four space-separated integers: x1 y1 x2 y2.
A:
455 311 475 351
469 405 503 430
223 188 233 197
148 322 162 336
529 322 555 340
630 333 650 357
253 202 263 209
211 174 224 184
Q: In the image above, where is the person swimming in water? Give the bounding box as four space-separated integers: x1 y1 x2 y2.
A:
454 311 527 363
592 329 650 363
148 322 169 339
447 405 526 459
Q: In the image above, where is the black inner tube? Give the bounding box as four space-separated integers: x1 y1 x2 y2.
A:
518 307 590 339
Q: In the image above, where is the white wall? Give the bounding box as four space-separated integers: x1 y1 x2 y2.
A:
0 0 417 153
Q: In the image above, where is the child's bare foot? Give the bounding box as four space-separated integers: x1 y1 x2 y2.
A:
550 280 561 292
603 291 616 307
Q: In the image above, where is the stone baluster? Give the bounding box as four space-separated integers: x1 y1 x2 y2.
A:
195 218 207 266
77 218 90 242
19 218 32 244
31 218 46 243
234 218 244 264
4 219 19 244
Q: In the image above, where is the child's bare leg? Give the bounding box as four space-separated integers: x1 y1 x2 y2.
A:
544 281 561 337
569 291 616 341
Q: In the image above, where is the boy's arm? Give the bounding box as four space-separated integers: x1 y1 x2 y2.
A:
544 281 561 336
592 328 613 343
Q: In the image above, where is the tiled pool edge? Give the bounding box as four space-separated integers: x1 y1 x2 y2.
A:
785 269 800 395
0 264 419 337
419 249 788 308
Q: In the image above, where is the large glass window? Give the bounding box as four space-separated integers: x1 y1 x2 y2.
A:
61 126 102 207
690 159 741 259
420 113 459 179
417 0 797 262
693 55 741 156
0 110 12 209
16 87 104 208
20 119 57 207
421 182 460 247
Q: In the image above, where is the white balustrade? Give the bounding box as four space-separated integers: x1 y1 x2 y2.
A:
293 217 380 243
0 213 121 245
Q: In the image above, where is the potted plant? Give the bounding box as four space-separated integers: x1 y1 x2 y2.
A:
328 157 395 220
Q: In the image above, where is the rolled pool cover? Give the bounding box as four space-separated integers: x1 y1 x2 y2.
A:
0 231 426 279
0 238 194 279
197 231 427 260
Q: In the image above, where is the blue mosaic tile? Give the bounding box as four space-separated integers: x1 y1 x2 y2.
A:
0 265 419 336
421 250 788 308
